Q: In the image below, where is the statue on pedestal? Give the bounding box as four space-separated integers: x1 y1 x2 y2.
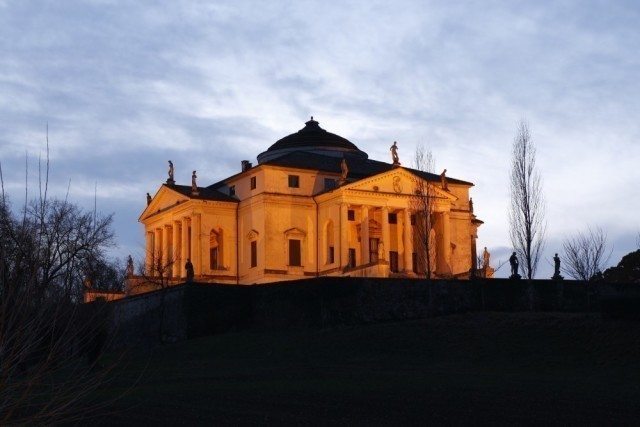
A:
390 141 400 166
440 169 448 190
509 251 521 279
167 160 175 184
469 197 474 214
552 253 564 280
482 247 491 269
339 158 349 185
191 171 199 195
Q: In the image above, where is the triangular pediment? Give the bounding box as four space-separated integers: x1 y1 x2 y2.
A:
343 168 457 201
139 185 191 222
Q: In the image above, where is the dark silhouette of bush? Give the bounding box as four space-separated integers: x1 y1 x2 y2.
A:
603 249 640 283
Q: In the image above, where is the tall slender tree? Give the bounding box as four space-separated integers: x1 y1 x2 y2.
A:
412 144 436 278
508 121 546 279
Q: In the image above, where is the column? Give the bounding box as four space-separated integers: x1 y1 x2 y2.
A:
381 207 389 261
361 206 369 265
442 211 451 273
162 225 171 277
340 203 349 268
403 209 413 272
145 231 153 274
172 221 181 278
191 213 202 275
154 228 163 276
181 217 189 277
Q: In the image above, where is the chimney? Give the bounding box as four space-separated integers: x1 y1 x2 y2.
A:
241 160 252 172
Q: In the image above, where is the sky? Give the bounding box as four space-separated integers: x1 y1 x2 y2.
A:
1 0 639 278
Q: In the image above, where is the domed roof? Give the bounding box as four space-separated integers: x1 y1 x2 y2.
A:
257 118 368 164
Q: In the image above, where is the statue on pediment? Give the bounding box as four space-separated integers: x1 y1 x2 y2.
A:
146 193 152 205
191 171 199 195
167 160 175 184
440 169 448 190
390 141 400 166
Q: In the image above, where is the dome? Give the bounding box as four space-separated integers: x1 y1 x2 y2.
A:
257 117 368 164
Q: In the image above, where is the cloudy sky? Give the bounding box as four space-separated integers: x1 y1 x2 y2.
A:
1 0 639 277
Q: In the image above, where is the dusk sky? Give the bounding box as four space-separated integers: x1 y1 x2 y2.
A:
1 0 639 278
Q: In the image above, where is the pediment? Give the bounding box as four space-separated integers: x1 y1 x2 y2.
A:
343 168 457 201
139 185 191 221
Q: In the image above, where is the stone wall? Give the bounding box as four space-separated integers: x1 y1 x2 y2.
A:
102 277 639 348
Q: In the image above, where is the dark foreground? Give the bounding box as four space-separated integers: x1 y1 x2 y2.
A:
89 312 640 425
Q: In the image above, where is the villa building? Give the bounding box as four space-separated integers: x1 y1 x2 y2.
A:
137 118 483 289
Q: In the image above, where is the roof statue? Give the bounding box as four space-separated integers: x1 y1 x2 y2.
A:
482 247 490 269
167 160 175 184
469 197 474 213
339 158 349 185
390 141 400 166
552 253 564 280
126 255 134 277
440 169 448 190
509 252 521 279
191 171 199 195
146 192 152 205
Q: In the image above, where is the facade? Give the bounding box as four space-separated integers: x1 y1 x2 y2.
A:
138 118 483 288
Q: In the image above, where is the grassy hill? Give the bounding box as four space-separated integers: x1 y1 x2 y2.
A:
93 312 640 425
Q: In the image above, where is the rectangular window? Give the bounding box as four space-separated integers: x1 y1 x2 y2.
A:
348 248 356 268
250 241 257 268
390 251 399 273
324 178 336 190
412 252 418 273
250 176 256 190
288 175 300 188
289 239 301 266
370 238 379 263
229 185 236 196
411 214 416 226
328 246 335 264
388 213 398 224
347 210 355 221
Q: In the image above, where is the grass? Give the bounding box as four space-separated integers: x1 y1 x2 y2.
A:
87 312 640 425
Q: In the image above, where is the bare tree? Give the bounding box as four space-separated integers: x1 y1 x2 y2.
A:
508 121 546 279
562 226 612 281
411 144 437 278
0 145 120 423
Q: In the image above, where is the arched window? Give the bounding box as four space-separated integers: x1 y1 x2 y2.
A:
210 229 223 270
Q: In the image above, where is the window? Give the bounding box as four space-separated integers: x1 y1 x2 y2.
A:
348 248 356 268
410 214 416 226
324 178 336 190
347 210 355 221
412 252 418 273
209 230 221 270
388 213 397 224
390 251 399 272
370 238 379 263
328 246 335 264
229 185 236 196
289 239 301 266
288 175 299 188
250 241 257 268
250 176 256 190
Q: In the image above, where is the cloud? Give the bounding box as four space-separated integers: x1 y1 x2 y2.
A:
1 0 639 274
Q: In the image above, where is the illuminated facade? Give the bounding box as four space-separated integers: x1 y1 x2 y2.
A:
138 118 483 286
